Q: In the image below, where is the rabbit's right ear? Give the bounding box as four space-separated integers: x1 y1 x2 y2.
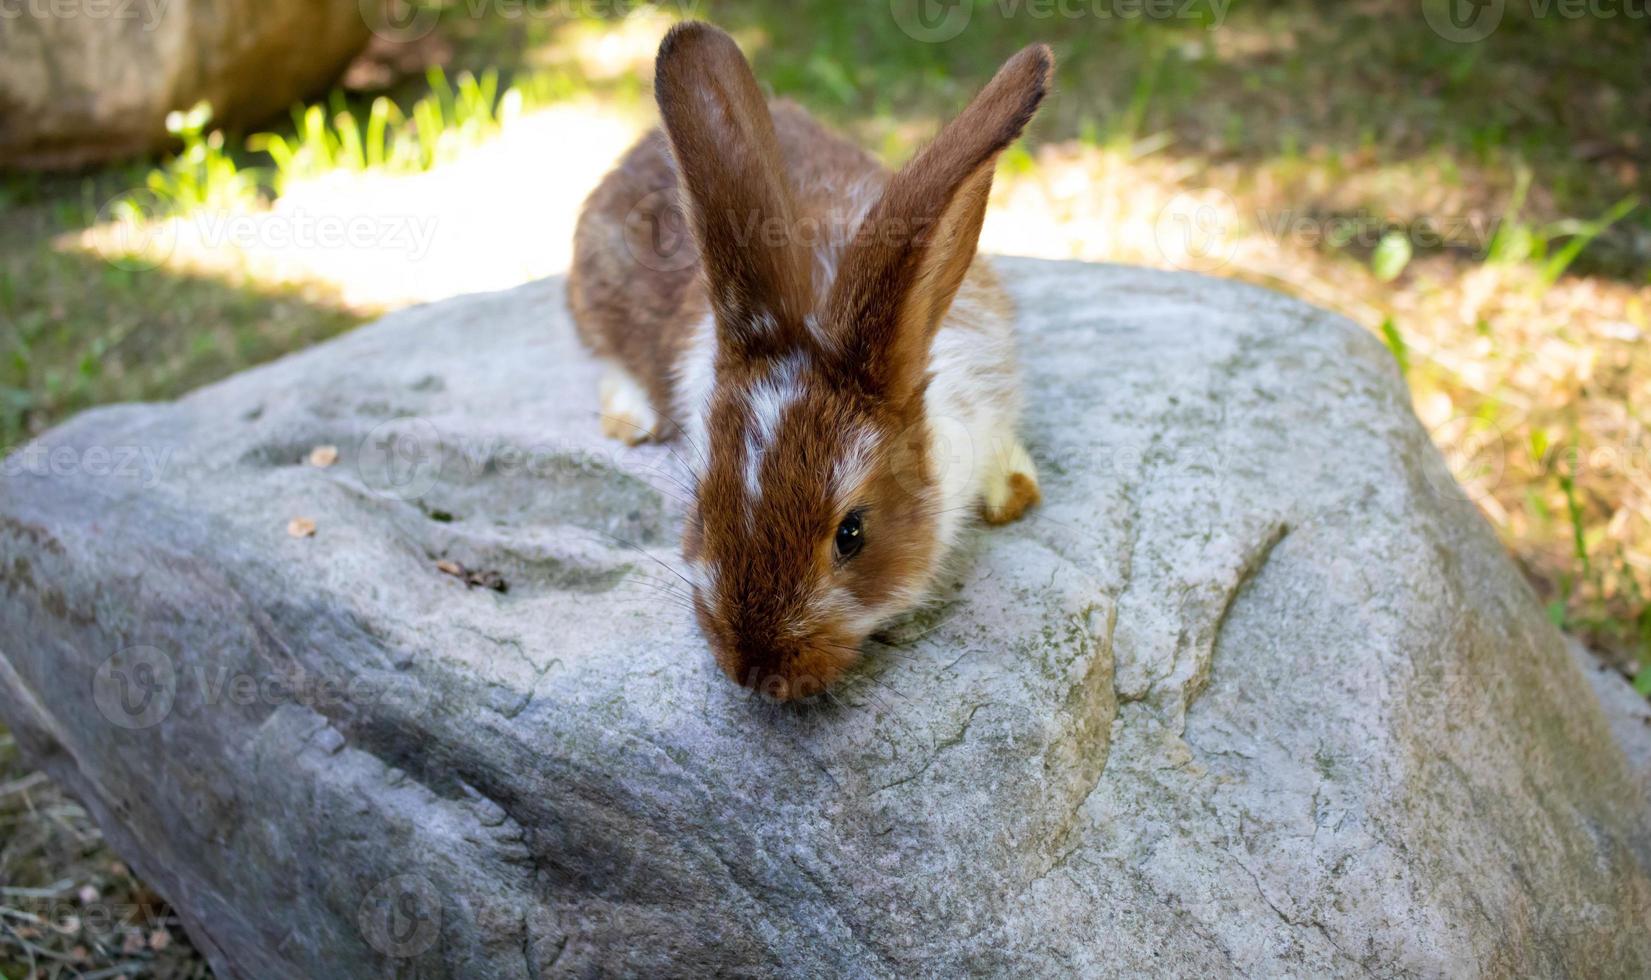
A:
823 44 1052 408
654 22 812 360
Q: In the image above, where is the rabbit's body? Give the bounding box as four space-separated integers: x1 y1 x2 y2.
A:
568 23 1049 699
571 103 1034 554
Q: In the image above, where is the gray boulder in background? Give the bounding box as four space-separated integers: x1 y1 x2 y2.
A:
0 0 371 169
2 259 1649 977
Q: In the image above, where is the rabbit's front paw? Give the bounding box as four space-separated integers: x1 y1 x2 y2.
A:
598 367 660 445
982 438 1041 525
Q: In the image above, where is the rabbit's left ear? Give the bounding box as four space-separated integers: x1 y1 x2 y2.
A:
824 44 1052 406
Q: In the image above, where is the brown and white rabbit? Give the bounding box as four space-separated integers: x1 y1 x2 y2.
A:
569 22 1050 700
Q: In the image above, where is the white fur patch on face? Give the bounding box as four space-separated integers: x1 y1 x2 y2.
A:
831 426 878 507
813 585 859 626
846 584 929 639
742 353 808 499
817 585 920 641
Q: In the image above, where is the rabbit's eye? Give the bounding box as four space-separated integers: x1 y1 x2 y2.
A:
835 510 865 560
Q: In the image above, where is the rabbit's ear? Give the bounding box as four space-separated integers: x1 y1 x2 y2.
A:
824 44 1052 405
654 22 812 360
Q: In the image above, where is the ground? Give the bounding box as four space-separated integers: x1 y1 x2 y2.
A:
2 1 1648 975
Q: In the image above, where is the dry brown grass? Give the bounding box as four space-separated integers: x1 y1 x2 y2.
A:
0 735 207 979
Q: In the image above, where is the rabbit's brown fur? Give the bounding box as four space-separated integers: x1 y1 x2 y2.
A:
569 22 1050 699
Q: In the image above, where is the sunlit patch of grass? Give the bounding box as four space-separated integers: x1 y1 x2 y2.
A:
145 103 262 212
707 0 1650 277
249 67 532 191
132 63 572 214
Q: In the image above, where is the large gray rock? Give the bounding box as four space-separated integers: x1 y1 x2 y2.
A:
0 0 369 169
2 259 1649 978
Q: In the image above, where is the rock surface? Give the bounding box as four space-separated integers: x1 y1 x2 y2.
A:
0 0 369 169
3 259 1650 977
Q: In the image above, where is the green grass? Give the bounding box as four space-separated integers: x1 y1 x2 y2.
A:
247 67 531 191
133 65 564 216
0 207 361 449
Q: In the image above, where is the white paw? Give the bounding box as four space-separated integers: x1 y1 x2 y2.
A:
598 368 659 446
982 437 1041 525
